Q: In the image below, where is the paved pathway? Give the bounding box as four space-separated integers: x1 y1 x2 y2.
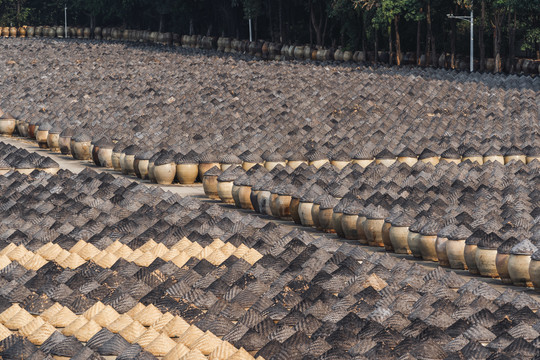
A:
3 135 540 301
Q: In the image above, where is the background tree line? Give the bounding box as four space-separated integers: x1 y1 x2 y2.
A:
1 0 539 68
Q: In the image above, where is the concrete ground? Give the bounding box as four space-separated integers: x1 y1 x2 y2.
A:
2 134 539 301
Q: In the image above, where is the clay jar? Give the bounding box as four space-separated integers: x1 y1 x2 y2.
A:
0 112 16 136
58 128 74 155
461 147 484 165
46 125 62 152
219 154 242 172
363 206 389 247
440 148 461 164
198 153 220 180
97 139 115 168
418 221 440 262
341 208 360 240
407 217 427 258
135 151 153 179
528 250 540 292
298 197 316 227
217 166 245 204
496 237 521 284
396 148 418 167
355 212 369 245
153 153 176 185
483 147 504 164
374 149 396 167
35 122 52 148
111 143 125 172
72 133 93 161
318 195 338 233
445 226 472 270
435 225 456 267
508 239 537 287
464 231 481 275
475 233 504 278
504 146 526 164
175 152 200 184
202 166 221 200
121 145 140 176
389 214 412 254
418 149 439 165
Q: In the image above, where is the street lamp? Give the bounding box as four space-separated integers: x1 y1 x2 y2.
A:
447 0 473 72
64 4 68 39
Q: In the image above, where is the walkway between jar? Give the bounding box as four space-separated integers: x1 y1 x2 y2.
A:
3 135 540 302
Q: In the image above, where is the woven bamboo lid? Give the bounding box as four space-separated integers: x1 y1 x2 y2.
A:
190 330 221 355
107 313 133 333
74 319 102 342
145 333 177 356
162 315 190 337
28 323 57 345
0 323 11 341
209 341 238 360
177 325 205 348
119 320 146 343
93 305 120 327
135 327 160 347
150 312 174 332
134 304 162 327
19 316 45 337
83 301 105 320
163 343 190 360
62 316 88 336
39 303 63 322
5 308 34 330
126 303 146 318
49 306 77 328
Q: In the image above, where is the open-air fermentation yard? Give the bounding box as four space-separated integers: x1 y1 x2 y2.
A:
0 38 539 359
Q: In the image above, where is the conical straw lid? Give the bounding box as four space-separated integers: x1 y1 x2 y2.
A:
209 341 237 360
126 303 146 318
171 237 192 252
184 242 204 257
5 308 34 330
161 249 180 262
228 348 254 360
206 249 227 265
220 243 237 257
93 305 120 327
190 330 221 355
0 323 11 341
145 333 177 356
135 327 160 347
74 319 102 342
119 320 146 343
134 251 156 267
114 244 134 258
171 252 190 268
78 243 100 260
181 349 207 360
0 255 11 270
0 304 21 323
49 306 77 327
39 303 63 322
95 252 119 268
70 239 87 254
54 249 71 265
62 252 85 269
7 244 28 261
151 312 174 332
105 240 123 253
0 243 18 256
125 249 143 262
134 304 162 327
163 343 190 360
19 316 45 337
162 315 190 337
107 313 133 333
242 248 263 265
23 253 47 271
177 325 205 348
62 316 88 336
139 239 158 252
83 301 106 320
28 323 57 345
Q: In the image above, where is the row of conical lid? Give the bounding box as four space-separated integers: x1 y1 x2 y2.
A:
202 155 540 291
3 168 540 359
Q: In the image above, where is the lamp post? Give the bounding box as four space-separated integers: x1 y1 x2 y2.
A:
64 4 68 39
447 0 473 72
248 18 253 42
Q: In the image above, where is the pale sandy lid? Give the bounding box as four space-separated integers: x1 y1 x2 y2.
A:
145 332 177 356
163 342 190 360
119 320 146 343
209 341 238 360
28 323 57 345
74 319 102 342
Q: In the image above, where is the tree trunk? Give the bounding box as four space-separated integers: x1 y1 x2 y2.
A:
374 29 378 62
310 0 324 47
493 11 503 73
267 0 274 42
416 19 421 65
159 14 163 33
508 11 516 72
388 24 392 65
362 12 367 58
254 17 258 41
479 0 485 71
426 0 433 66
394 16 401 66
189 19 194 36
